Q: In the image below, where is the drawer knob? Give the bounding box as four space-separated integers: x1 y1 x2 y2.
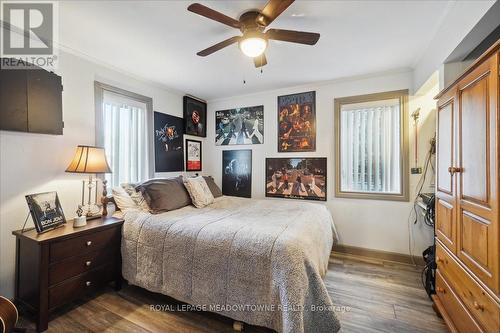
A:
85 261 92 267
436 257 443 263
86 241 92 246
86 281 92 287
473 301 484 311
436 287 446 294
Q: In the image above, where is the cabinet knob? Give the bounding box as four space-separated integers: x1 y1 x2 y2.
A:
86 241 92 246
85 261 92 267
473 301 484 311
436 257 443 263
448 167 462 175
436 287 445 293
86 281 92 287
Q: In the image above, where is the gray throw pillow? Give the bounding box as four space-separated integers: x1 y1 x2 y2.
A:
136 176 192 214
203 176 223 198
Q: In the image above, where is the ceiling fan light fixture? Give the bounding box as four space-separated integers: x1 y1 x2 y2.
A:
239 37 267 58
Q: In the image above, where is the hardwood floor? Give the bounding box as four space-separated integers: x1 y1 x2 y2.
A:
18 253 446 333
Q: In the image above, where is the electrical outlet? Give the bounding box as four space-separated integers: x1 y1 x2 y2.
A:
411 167 422 174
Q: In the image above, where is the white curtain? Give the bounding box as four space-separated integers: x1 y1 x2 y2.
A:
340 100 401 194
101 91 149 188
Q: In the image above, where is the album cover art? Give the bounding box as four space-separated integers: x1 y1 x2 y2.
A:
277 91 316 152
154 112 184 172
222 150 252 198
183 96 206 137
215 105 264 145
25 191 66 233
265 157 326 201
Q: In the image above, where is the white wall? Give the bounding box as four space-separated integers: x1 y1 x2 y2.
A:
205 70 439 257
0 50 199 298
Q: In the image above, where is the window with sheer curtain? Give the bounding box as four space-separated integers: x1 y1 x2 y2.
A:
95 82 153 189
334 90 409 201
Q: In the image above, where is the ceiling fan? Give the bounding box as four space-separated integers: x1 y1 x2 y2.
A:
188 0 320 68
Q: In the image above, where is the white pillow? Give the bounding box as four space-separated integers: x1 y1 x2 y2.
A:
183 176 215 208
112 186 139 211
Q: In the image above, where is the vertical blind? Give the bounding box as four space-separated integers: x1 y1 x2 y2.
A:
101 91 150 188
340 99 401 194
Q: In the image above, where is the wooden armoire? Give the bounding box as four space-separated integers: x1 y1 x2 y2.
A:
433 40 499 333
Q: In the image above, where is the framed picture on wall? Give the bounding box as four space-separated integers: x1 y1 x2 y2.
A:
154 112 184 172
265 157 326 201
222 150 252 198
215 105 264 145
185 139 202 172
277 91 316 152
25 191 66 233
183 95 207 137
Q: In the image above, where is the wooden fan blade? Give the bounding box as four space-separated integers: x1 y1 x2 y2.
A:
188 3 241 29
257 0 294 26
197 36 241 57
267 29 320 45
254 54 267 68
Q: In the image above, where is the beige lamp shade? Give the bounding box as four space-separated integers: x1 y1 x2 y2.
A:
65 145 112 174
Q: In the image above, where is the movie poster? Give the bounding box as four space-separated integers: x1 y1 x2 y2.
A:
265 157 326 201
154 112 184 172
222 150 252 198
183 96 207 137
185 139 202 172
215 105 264 145
277 91 316 152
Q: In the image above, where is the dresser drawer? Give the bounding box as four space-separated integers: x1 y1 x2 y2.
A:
436 270 484 333
50 226 120 263
436 241 499 333
49 249 118 286
48 264 115 309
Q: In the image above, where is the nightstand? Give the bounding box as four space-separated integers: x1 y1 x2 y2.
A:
12 216 124 332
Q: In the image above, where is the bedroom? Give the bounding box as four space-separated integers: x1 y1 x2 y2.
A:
0 1 499 332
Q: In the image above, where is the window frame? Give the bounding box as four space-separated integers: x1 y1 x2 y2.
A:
94 81 154 182
334 89 409 201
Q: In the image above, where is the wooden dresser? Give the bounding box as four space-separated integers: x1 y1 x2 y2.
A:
12 217 123 332
434 40 500 333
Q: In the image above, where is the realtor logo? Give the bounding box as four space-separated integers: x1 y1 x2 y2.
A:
1 1 58 69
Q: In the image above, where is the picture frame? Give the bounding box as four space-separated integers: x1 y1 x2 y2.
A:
222 149 252 198
277 91 316 152
185 139 202 172
265 157 327 201
154 112 184 172
25 191 67 233
183 95 207 137
215 105 264 145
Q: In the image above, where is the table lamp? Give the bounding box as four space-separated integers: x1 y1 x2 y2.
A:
65 145 112 219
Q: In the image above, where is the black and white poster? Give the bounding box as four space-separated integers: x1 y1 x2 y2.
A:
154 112 184 172
222 150 252 198
25 191 66 233
265 157 326 201
215 105 264 145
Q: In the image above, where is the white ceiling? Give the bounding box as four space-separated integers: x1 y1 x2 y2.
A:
59 1 464 100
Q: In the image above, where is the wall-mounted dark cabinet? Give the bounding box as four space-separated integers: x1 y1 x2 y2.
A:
0 63 63 135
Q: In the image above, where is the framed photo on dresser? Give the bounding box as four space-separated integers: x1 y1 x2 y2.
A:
185 139 202 172
25 191 66 233
183 95 207 137
277 91 316 152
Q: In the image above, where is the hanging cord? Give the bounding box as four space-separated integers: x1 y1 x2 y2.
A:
407 134 436 265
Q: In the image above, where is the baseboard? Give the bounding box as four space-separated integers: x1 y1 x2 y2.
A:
332 244 425 266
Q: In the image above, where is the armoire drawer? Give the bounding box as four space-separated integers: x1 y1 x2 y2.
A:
435 270 484 333
436 241 499 333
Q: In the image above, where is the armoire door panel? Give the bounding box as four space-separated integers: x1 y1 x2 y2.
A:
436 198 456 253
459 75 489 207
437 101 454 195
460 210 491 272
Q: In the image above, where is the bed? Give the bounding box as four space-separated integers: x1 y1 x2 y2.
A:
111 195 340 333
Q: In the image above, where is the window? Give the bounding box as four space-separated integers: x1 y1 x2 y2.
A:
334 90 409 201
95 82 153 188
